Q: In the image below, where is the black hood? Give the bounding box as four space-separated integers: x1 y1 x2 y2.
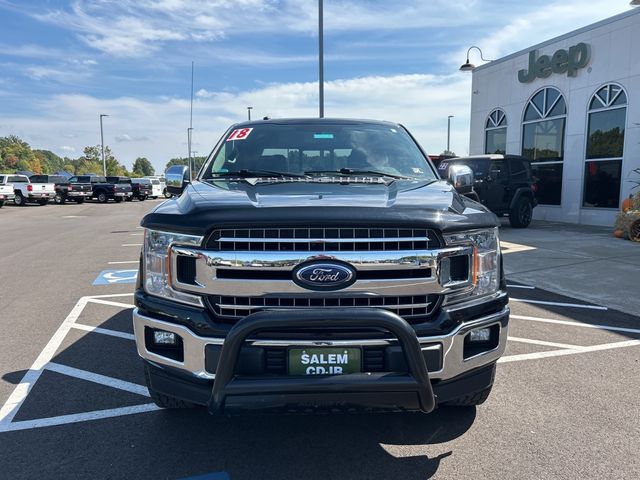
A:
141 179 499 236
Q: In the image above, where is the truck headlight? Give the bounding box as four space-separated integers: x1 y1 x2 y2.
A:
143 229 203 306
443 227 500 303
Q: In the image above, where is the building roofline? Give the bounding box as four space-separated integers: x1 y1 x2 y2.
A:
474 7 640 73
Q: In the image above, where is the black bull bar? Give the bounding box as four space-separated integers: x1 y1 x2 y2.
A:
208 308 437 414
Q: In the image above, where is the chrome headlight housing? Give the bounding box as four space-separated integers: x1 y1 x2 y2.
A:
443 227 501 303
143 229 203 306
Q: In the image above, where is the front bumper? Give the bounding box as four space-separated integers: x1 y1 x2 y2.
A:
133 304 509 413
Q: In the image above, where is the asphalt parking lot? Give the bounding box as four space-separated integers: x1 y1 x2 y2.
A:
0 201 639 479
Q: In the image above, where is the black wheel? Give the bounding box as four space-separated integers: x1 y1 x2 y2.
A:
75 198 85 204
164 190 172 199
443 385 493 407
114 197 123 203
14 193 25 206
54 193 64 204
0 200 4 208
38 199 49 206
125 196 133 202
144 365 197 409
97 191 108 203
140 195 147 201
509 197 533 228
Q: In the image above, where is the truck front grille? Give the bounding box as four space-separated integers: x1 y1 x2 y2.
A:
207 294 441 324
206 227 439 252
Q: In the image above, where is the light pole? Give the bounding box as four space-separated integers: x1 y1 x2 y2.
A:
99 114 108 176
447 115 454 154
187 127 193 180
318 0 324 118
247 106 253 121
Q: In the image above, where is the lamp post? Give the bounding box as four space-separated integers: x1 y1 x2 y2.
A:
459 46 493 72
99 114 108 176
187 127 193 180
447 115 454 154
318 0 324 118
247 106 253 121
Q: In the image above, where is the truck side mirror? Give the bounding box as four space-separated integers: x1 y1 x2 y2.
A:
165 165 189 196
447 164 474 194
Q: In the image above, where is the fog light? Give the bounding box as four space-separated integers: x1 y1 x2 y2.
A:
153 330 177 345
469 327 491 343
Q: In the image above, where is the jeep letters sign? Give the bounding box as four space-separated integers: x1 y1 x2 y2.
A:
518 42 591 83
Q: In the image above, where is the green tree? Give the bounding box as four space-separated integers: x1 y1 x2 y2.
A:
132 157 155 177
0 135 38 173
165 156 206 174
34 149 65 173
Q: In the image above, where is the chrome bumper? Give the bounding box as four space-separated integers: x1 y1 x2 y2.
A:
133 306 509 382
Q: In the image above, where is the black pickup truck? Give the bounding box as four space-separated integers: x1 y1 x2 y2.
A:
68 175 132 203
134 118 509 415
29 175 92 204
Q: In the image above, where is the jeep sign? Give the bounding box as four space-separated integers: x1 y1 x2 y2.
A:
518 43 591 83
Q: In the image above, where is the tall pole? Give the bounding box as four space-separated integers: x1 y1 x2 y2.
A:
447 115 454 153
247 106 253 121
99 114 108 176
188 61 194 180
318 0 324 118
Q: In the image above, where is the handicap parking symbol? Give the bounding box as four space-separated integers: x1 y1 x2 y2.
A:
93 269 138 285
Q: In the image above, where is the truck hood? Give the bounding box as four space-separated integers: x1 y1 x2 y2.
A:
141 179 499 236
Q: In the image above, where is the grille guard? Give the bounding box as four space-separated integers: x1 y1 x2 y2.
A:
208 308 436 415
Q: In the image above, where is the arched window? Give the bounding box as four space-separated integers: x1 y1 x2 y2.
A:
583 84 627 209
485 109 507 154
521 87 566 205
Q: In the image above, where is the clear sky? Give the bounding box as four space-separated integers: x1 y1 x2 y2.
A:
0 0 632 172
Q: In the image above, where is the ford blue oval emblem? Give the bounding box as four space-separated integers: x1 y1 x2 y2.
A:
293 262 356 291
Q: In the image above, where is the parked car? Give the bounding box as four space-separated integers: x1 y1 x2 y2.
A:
105 176 134 203
134 118 508 415
438 154 538 228
29 174 92 205
145 176 170 198
6 174 55 206
130 178 153 201
0 175 16 208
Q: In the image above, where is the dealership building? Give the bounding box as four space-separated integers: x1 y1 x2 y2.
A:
468 8 640 226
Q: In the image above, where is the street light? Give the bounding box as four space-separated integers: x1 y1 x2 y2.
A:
187 127 193 180
447 115 454 153
99 114 108 176
318 0 324 118
459 46 493 72
247 106 253 121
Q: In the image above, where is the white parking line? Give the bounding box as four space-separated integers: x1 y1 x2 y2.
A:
510 298 608 311
0 297 88 425
71 324 135 341
45 362 149 397
0 404 160 433
511 314 640 335
507 336 583 350
87 298 135 309
121 243 142 247
108 261 139 265
88 293 134 299
499 339 640 363
506 284 535 289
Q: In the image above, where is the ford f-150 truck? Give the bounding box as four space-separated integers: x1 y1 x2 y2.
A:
8 174 55 206
29 175 93 204
134 118 509 415
0 175 16 208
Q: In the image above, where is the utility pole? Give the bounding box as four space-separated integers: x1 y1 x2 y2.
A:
99 114 108 176
318 0 324 118
187 127 193 178
247 106 253 121
188 61 194 180
447 115 454 153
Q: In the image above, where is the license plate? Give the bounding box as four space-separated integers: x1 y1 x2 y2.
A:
288 348 361 375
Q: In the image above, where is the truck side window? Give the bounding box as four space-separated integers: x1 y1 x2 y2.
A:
489 160 507 181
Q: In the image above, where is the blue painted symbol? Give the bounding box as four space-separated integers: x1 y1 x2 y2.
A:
93 269 138 285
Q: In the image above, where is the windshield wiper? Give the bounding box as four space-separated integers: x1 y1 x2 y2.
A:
209 169 309 179
304 168 411 180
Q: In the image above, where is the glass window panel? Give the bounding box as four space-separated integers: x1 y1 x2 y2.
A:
583 160 622 208
524 104 540 121
546 88 559 110
486 116 493 128
485 127 507 154
589 95 605 110
497 112 506 126
532 91 545 114
548 96 566 117
611 89 627 106
586 108 626 159
522 118 565 162
531 163 563 205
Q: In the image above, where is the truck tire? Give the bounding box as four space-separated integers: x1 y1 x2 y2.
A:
125 196 133 202
443 385 493 407
114 197 123 203
75 198 85 204
144 365 197 409
14 193 25 206
164 190 172 199
509 197 533 228
97 191 108 203
54 193 64 204
38 199 49 206
0 200 4 208
140 195 147 201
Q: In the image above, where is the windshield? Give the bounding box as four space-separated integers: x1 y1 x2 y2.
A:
203 123 437 180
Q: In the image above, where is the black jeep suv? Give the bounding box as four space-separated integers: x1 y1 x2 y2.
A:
438 155 538 228
134 118 509 415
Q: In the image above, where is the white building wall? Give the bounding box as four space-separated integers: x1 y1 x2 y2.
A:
469 9 640 226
